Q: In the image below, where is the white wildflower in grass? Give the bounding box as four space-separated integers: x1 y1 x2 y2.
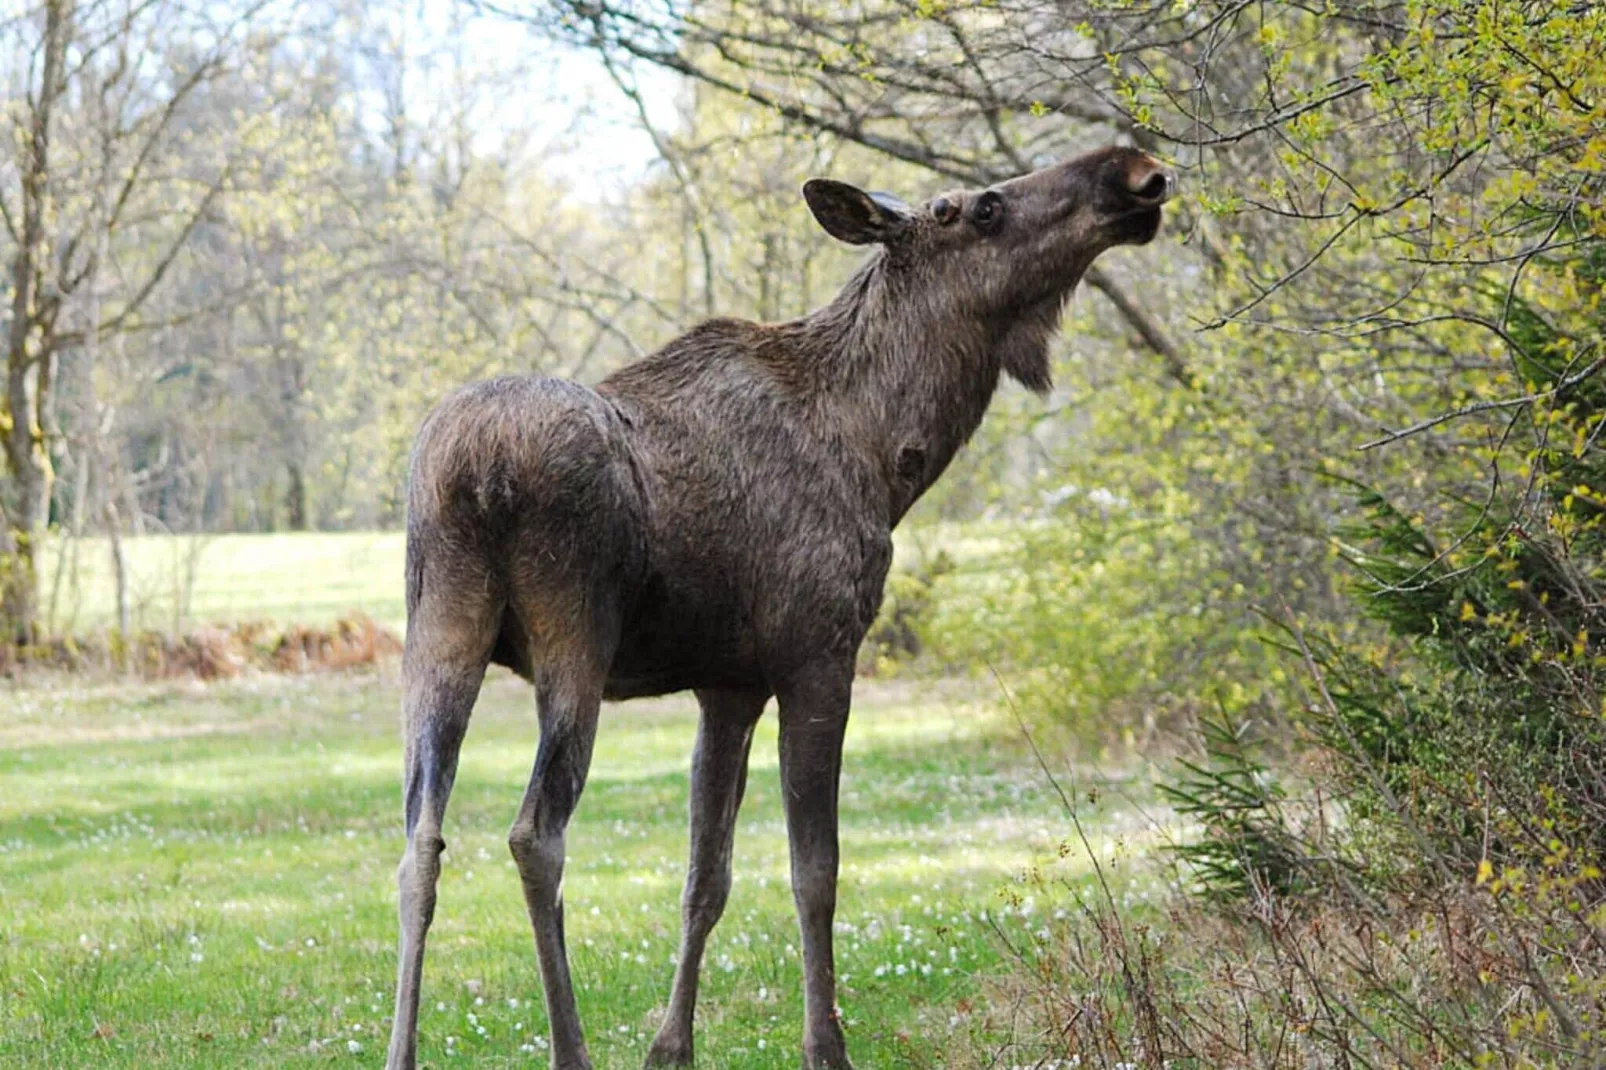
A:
346 1039 362 1054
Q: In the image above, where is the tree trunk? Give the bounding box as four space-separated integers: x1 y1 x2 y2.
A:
106 499 129 643
2 0 70 644
286 461 308 531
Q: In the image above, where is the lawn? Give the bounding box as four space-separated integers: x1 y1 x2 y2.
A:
37 532 409 636
32 524 1015 638
0 669 1146 1068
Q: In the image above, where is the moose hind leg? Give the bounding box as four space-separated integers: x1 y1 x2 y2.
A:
509 656 607 1070
645 688 767 1067
386 596 497 1070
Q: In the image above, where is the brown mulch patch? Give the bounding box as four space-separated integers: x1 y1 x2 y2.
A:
0 613 402 680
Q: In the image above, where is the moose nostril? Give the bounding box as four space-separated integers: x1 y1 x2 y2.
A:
1133 171 1170 204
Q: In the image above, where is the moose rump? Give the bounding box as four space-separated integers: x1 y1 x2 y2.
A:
405 375 644 685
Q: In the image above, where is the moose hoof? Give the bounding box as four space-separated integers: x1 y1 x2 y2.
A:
643 1033 693 1068
554 1057 595 1070
803 1054 854 1070
802 1029 852 1070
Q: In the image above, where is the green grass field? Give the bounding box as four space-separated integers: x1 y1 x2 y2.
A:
0 670 1146 1068
33 525 1013 638
38 532 410 636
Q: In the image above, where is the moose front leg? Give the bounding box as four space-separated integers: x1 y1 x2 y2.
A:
646 688 767 1067
776 661 854 1070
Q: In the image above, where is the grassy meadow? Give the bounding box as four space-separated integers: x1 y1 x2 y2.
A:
33 526 1012 639
37 532 411 636
0 668 1154 1068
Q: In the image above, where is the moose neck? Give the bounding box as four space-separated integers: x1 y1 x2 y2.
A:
794 254 1065 522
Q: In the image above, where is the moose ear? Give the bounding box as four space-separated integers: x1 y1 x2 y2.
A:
803 179 914 245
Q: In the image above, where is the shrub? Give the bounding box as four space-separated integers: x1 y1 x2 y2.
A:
923 496 1287 748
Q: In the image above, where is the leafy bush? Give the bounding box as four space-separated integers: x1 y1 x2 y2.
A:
945 4 1606 1064
863 549 955 672
922 493 1289 748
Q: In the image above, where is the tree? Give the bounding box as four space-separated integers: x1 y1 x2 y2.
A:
0 0 291 639
516 0 1192 383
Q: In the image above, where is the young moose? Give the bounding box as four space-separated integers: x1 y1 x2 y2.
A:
385 146 1172 1070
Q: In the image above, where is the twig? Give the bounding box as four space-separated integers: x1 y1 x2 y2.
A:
1358 352 1606 451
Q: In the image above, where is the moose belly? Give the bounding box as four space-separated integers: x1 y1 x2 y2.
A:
603 572 764 699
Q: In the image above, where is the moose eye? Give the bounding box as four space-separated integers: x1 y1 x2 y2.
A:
972 191 1004 230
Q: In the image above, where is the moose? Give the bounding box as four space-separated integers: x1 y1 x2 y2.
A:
385 145 1172 1070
